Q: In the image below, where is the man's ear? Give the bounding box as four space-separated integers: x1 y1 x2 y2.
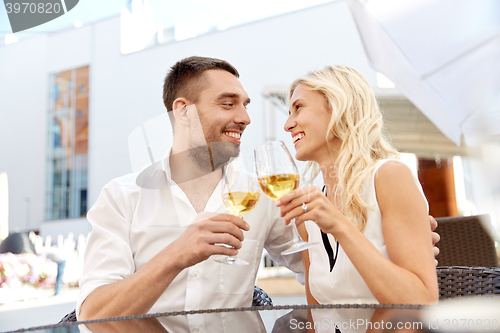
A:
172 98 190 127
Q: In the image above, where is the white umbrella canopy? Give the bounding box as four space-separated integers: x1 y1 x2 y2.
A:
345 0 500 146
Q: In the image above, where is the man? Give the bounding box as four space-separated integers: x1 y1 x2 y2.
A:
43 246 67 296
78 56 440 330
77 57 302 331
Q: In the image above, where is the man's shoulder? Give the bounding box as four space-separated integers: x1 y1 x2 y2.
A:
101 172 142 194
102 160 168 194
90 173 143 215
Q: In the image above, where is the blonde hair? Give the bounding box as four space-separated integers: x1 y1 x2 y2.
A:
289 65 399 231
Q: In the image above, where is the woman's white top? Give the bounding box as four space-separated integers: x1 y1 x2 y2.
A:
305 159 428 332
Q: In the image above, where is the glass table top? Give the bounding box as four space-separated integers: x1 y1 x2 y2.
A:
4 298 500 333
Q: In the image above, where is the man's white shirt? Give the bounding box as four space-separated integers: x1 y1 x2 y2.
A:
77 151 303 332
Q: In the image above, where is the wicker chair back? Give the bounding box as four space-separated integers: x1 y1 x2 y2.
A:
435 215 498 267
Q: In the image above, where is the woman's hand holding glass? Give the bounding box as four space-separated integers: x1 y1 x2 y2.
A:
275 185 349 236
254 141 318 255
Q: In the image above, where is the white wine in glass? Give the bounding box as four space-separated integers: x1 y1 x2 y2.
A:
217 156 260 265
222 192 260 217
255 141 318 255
258 174 300 201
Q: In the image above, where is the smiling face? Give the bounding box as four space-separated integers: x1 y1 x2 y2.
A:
193 69 251 163
284 84 339 163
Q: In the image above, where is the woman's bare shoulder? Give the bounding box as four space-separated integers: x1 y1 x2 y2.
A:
374 161 426 214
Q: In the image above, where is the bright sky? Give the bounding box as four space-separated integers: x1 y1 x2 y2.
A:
1 0 332 42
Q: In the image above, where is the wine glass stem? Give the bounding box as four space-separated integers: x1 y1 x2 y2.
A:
291 218 304 243
229 214 242 258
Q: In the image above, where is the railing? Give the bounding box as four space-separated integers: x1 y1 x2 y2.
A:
29 231 88 287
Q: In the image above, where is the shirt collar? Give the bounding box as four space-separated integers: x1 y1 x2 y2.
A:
160 148 174 184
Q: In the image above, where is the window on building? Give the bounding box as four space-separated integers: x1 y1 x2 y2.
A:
45 66 89 220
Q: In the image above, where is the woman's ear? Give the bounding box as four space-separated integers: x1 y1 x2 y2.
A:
172 98 189 126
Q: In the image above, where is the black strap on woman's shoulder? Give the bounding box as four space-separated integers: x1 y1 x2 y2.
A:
321 231 339 272
321 186 339 272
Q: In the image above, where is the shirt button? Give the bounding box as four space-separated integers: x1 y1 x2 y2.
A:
191 270 199 277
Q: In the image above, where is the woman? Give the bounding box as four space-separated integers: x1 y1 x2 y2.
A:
275 65 439 307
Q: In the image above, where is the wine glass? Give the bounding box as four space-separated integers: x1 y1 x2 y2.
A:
254 141 318 255
216 156 261 265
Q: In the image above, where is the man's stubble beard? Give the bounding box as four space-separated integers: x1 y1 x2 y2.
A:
187 141 239 172
188 112 240 172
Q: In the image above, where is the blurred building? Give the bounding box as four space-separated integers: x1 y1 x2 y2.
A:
0 1 496 240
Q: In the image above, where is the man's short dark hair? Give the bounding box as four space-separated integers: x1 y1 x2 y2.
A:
163 56 239 112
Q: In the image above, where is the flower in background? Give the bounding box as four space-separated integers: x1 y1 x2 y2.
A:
0 253 56 289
